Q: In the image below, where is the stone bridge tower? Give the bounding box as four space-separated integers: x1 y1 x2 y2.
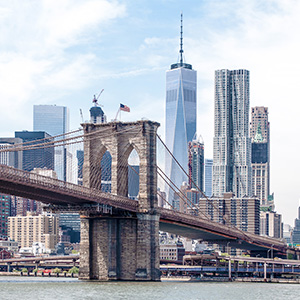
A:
79 120 160 281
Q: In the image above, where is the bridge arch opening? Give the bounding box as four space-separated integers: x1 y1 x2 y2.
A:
100 150 112 193
89 145 112 192
127 147 140 200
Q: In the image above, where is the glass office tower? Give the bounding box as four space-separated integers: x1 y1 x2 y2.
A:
33 105 70 181
165 15 197 208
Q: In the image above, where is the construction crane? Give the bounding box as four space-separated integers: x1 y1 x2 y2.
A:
80 89 104 124
80 109 84 123
93 89 104 106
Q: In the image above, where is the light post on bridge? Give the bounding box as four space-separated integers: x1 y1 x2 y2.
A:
267 244 274 259
271 244 274 259
227 241 230 255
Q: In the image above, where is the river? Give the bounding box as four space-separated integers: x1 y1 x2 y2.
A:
0 277 299 299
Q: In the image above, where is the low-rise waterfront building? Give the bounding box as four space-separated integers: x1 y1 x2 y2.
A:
160 242 185 264
8 212 59 251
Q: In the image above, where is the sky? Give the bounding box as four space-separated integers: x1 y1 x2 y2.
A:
0 0 299 225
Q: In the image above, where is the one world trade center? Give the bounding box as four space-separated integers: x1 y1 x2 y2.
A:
165 14 197 209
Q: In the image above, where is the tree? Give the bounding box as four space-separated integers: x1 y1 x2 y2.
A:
68 266 79 274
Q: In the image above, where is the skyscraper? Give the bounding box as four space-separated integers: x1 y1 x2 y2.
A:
33 105 70 181
204 159 213 197
165 14 197 207
33 105 69 136
188 138 204 191
14 131 54 172
250 106 271 208
213 69 251 198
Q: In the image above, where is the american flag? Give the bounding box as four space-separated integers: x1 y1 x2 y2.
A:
120 103 130 112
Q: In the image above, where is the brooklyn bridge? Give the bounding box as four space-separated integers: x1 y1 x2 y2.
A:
0 120 292 281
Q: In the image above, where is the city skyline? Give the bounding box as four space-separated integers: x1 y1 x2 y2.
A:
0 0 299 224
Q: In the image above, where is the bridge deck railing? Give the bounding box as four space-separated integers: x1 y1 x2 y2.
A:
0 164 138 212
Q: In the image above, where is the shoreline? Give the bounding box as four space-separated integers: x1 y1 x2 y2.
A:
1 273 299 283
0 271 78 278
161 276 300 284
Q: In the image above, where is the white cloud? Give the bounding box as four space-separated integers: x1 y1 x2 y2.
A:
39 0 126 49
0 0 126 134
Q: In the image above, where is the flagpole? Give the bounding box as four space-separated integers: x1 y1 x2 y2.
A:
114 108 120 121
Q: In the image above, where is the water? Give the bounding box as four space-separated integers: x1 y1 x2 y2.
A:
0 277 299 300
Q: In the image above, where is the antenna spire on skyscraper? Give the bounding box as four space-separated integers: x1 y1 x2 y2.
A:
180 12 183 65
170 12 192 70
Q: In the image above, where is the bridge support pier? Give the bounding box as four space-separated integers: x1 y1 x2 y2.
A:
79 213 160 281
80 120 160 281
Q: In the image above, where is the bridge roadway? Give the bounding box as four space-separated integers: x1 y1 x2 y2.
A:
0 164 288 254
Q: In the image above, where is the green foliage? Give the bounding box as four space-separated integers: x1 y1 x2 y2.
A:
71 250 78 254
68 266 79 274
53 268 61 274
21 268 28 273
287 253 294 260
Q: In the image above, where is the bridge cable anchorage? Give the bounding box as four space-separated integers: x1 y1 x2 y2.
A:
157 133 252 241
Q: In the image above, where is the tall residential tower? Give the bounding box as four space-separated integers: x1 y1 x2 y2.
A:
250 106 271 208
165 14 197 207
213 69 251 198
